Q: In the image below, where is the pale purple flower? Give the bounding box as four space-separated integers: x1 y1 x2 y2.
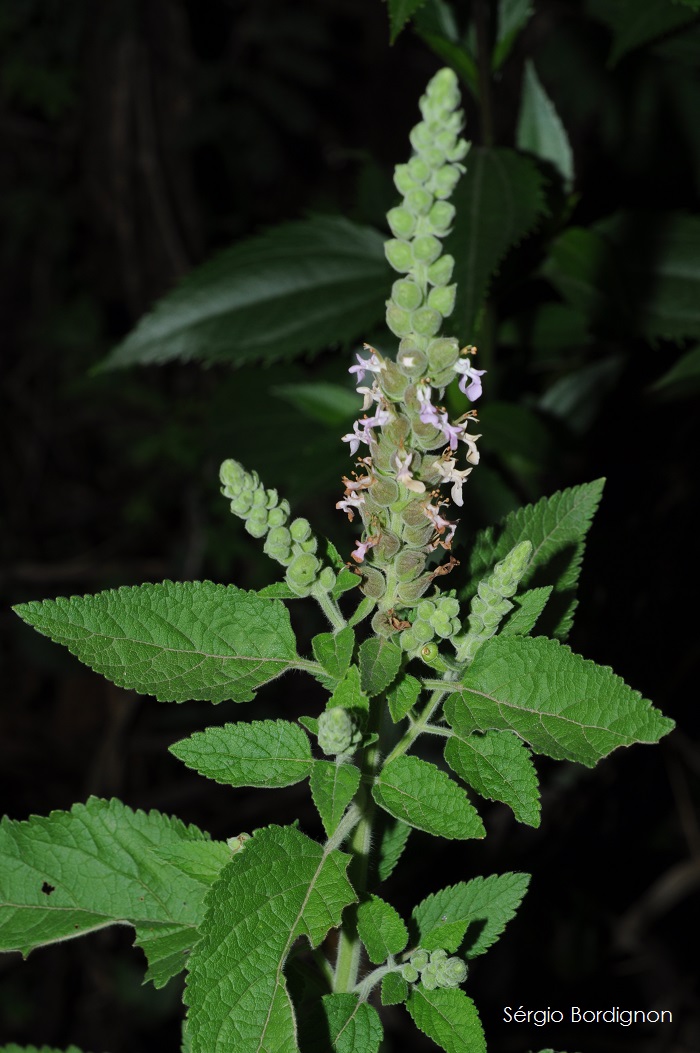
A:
357 381 382 412
349 345 385 385
335 491 365 521
394 450 426 493
424 502 458 550
434 456 473 506
351 534 380 563
341 421 366 456
437 412 464 451
417 382 442 428
458 421 482 465
454 355 486 401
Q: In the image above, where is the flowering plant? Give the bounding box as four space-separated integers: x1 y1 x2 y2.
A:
1 68 673 1053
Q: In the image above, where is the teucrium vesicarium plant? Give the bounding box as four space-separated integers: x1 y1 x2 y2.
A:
3 68 674 1053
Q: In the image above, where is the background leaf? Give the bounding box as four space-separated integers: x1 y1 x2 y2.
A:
100 216 389 370
388 0 429 43
14 581 298 704
170 719 314 788
493 0 534 70
517 61 574 189
445 636 675 766
587 0 697 66
185 825 354 1053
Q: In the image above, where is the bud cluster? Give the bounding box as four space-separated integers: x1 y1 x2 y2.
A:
453 541 533 663
220 459 336 597
336 68 486 639
399 595 461 653
317 706 363 760
401 948 468 990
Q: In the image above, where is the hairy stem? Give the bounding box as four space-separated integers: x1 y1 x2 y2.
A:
312 583 347 630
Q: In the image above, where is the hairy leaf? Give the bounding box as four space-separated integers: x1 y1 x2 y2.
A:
0 797 229 987
310 762 361 837
445 636 674 766
14 581 298 703
517 61 574 188
312 627 355 685
101 216 389 370
372 757 485 840
412 872 530 956
406 987 486 1053
388 0 429 42
466 479 605 638
449 147 546 341
500 587 552 637
326 665 369 717
445 730 541 827
359 638 402 696
357 895 408 964
387 674 421 722
382 971 409 1005
170 720 314 788
375 817 412 884
301 994 383 1053
185 825 354 1053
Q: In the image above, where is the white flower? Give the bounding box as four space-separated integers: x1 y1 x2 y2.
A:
434 456 473 506
394 450 426 493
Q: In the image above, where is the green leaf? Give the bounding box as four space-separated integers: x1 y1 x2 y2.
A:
445 730 541 827
271 382 358 427
445 636 675 766
100 216 390 370
381 971 409 1005
388 0 429 42
587 0 697 66
185 825 354 1053
449 148 547 341
375 817 412 883
540 227 625 324
358 638 402 696
13 581 298 704
494 0 534 69
673 0 700 8
0 1048 87 1053
312 627 355 687
357 895 408 964
500 587 552 637
467 479 605 639
517 61 574 189
301 994 383 1053
326 664 369 717
0 797 229 987
387 674 421 722
310 762 361 837
170 719 314 789
652 344 700 399
372 757 485 840
412 872 530 956
406 988 486 1053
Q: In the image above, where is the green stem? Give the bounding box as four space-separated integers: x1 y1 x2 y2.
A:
473 0 494 148
312 583 347 630
353 961 403 1002
385 676 455 764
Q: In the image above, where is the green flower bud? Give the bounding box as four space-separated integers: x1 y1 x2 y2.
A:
435 129 457 153
393 164 416 195
410 949 430 971
427 336 459 372
412 306 443 337
413 619 434 645
318 566 337 592
428 201 456 234
427 254 455 286
435 956 468 989
421 963 439 990
317 706 362 757
267 506 288 528
264 525 292 560
412 235 442 264
397 348 428 377
360 566 387 599
370 476 400 506
409 122 432 150
297 537 318 555
387 206 417 240
290 518 312 543
430 949 448 964
264 488 279 509
401 963 420 983
251 488 268 508
230 491 254 516
447 139 469 162
427 284 456 318
408 156 431 183
420 641 439 663
417 600 436 620
245 511 269 538
220 458 247 493
426 67 459 106
385 238 414 273
434 165 462 199
399 628 418 652
405 187 433 216
399 333 429 353
285 552 321 596
392 279 423 311
439 596 461 618
227 832 252 854
386 304 413 337
395 549 427 582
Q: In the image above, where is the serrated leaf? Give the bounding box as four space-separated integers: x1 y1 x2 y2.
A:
445 730 541 827
312 627 355 684
406 987 486 1053
310 762 361 837
517 61 574 189
449 147 546 342
445 636 674 767
652 344 700 399
185 825 354 1053
326 664 368 717
372 757 485 840
382 970 409 1005
466 479 605 639
300 993 383 1053
375 817 412 884
500 587 552 637
387 674 421 722
358 638 402 696
13 581 298 704
588 0 697 66
357 895 408 964
494 0 534 69
412 872 530 956
388 0 429 42
0 797 229 987
0 1048 87 1053
170 719 314 789
100 216 389 370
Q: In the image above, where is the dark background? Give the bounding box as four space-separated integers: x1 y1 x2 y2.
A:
1 1 699 1051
